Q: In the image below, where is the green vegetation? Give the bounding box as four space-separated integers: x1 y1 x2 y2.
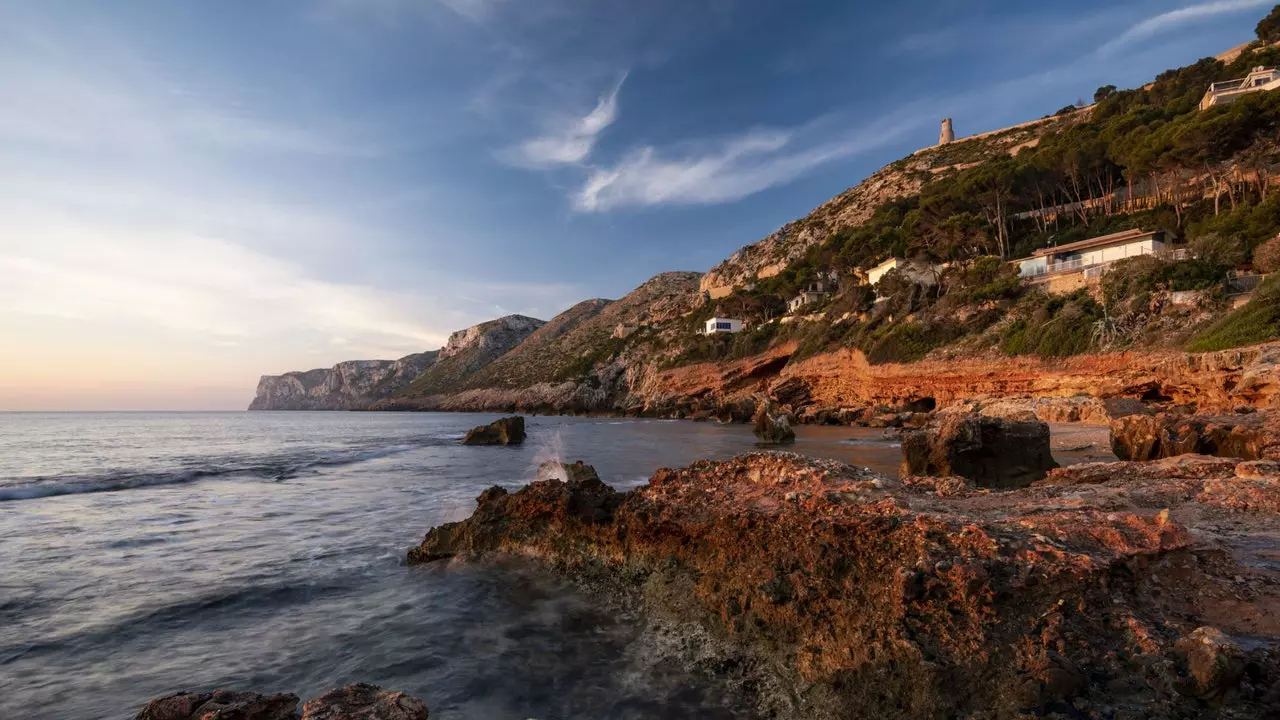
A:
1188 277 1280 351
1001 292 1105 357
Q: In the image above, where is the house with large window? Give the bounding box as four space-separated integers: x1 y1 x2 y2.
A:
1015 228 1167 282
1200 66 1280 110
703 317 744 335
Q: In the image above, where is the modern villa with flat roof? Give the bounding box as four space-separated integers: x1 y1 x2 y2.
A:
703 317 743 335
1200 66 1280 110
1015 228 1167 280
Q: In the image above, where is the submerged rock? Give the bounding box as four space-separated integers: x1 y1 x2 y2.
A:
408 451 1280 718
900 413 1057 488
752 401 795 445
461 416 526 446
1110 410 1280 461
136 684 427 720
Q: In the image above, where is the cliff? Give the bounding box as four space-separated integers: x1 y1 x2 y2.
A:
378 272 703 411
248 351 437 411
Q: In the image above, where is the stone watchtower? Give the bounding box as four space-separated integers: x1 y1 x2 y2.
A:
939 118 955 145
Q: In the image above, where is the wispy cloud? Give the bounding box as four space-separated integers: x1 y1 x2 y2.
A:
507 74 628 167
1098 0 1272 56
319 0 507 24
573 110 924 212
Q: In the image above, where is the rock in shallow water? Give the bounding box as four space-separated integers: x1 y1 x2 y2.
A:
752 400 795 445
136 684 427 720
461 416 525 445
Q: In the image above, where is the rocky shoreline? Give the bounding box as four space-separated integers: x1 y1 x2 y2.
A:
405 412 1280 718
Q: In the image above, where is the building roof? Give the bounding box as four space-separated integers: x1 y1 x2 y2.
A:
1031 228 1160 258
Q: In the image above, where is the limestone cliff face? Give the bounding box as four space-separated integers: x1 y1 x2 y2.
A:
248 351 438 411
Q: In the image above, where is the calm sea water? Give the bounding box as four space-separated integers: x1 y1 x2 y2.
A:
0 412 1114 720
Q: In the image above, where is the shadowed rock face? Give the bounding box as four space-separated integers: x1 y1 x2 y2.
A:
461 416 525 445
136 684 427 720
901 414 1058 488
408 452 1280 719
1111 410 1280 461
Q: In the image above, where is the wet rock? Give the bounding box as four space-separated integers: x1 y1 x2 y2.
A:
138 685 428 720
1176 627 1245 701
136 690 299 720
461 416 526 446
752 401 795 446
900 414 1058 488
302 683 429 719
407 451 1280 718
1110 411 1279 461
535 460 600 483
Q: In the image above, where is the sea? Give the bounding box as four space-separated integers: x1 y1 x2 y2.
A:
0 412 1115 720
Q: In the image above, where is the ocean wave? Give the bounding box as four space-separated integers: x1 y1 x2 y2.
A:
0 441 439 503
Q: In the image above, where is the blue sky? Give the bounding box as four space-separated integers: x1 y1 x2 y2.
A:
0 0 1272 410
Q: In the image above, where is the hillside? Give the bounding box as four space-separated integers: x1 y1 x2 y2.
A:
700 111 1085 298
397 315 544 398
253 11 1280 419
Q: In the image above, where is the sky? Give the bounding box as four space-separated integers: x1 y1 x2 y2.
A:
0 0 1273 410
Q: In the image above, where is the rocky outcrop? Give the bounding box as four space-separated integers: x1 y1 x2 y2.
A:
1110 410 1280 461
409 452 1280 718
249 352 437 411
900 414 1058 488
752 400 795 445
461 416 525 446
638 342 1280 423
136 684 427 720
395 315 545 399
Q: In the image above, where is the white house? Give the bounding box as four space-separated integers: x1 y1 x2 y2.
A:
787 277 838 314
1015 228 1167 279
1200 66 1280 110
703 317 744 335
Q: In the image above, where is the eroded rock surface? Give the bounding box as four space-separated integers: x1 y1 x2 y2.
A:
1111 410 1280 462
409 452 1280 718
461 416 525 446
901 413 1058 488
752 400 795 446
137 684 427 720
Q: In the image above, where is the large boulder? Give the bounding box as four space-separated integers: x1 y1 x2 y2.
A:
753 401 796 445
1110 411 1280 462
901 414 1058 488
137 685 427 720
461 416 525 445
407 451 1280 718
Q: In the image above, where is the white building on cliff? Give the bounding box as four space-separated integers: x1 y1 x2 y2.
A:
1200 66 1280 110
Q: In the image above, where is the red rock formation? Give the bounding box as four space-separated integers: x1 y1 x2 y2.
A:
409 452 1280 718
900 414 1058 488
638 343 1280 421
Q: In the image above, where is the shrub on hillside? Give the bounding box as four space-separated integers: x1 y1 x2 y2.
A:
1187 277 1280 352
1190 232 1248 269
1001 291 1105 357
1254 234 1280 272
862 322 955 365
1260 4 1280 44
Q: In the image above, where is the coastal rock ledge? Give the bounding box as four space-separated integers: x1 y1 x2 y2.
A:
410 453 1280 718
137 683 428 720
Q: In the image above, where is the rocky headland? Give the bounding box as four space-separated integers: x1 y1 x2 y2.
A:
248 352 438 411
136 683 429 720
